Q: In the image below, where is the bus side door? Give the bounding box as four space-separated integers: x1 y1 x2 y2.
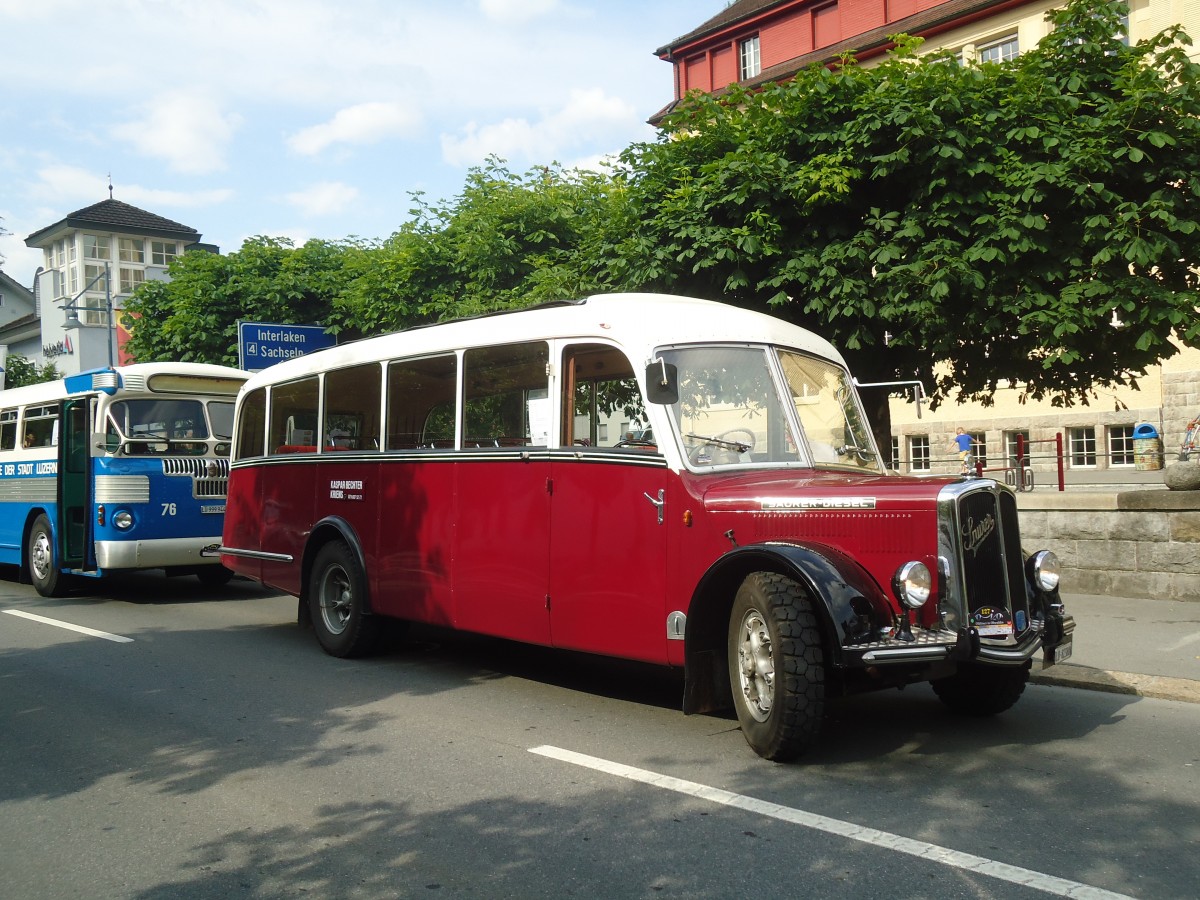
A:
59 398 93 571
547 454 670 664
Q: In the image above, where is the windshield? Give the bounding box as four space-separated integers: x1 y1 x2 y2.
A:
106 398 229 455
777 350 881 472
661 345 882 472
208 401 235 440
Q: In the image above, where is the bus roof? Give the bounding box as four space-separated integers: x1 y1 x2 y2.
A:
1 362 249 407
242 293 847 388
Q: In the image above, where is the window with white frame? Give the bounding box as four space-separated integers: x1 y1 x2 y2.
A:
978 34 1019 63
739 35 761 80
969 432 987 468
908 434 930 471
119 267 145 294
151 240 179 266
1108 425 1135 467
890 436 900 471
1069 426 1097 467
119 238 145 263
83 234 111 260
1005 429 1031 466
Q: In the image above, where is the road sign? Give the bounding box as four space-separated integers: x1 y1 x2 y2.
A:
238 322 336 372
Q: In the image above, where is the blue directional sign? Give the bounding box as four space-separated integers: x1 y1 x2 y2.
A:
238 321 336 372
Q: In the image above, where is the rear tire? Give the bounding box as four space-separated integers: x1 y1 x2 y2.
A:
727 572 825 761
196 565 235 587
27 514 68 598
308 541 382 658
932 662 1030 716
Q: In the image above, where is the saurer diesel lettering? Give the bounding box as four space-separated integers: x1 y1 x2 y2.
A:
220 293 1074 762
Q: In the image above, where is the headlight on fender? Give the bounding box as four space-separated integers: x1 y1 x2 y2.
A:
113 510 134 531
1027 550 1060 592
892 561 931 609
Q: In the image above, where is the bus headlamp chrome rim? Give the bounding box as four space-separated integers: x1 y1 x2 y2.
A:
113 510 134 531
892 561 931 609
1027 550 1060 592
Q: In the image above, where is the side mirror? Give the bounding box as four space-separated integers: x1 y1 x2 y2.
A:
645 360 678 405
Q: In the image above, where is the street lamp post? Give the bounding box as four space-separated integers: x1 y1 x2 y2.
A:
61 260 115 370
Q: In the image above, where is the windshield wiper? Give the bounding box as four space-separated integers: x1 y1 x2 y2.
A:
685 433 751 453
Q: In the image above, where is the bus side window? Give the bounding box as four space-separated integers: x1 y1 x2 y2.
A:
324 363 382 451
0 409 16 450
235 388 267 460
561 344 644 448
463 342 549 448
23 405 58 448
269 378 319 455
386 355 457 450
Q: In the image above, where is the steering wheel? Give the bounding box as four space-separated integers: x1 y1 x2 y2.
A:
615 439 657 449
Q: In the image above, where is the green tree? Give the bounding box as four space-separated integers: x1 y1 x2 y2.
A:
121 237 368 365
343 157 625 333
607 0 1200 442
2 354 60 389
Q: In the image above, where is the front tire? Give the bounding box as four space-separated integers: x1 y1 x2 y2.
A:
931 661 1030 716
27 514 67 598
727 572 826 761
308 541 382 658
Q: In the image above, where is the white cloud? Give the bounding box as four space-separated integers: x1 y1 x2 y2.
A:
440 88 635 168
285 182 360 217
25 165 232 210
111 91 241 175
287 102 422 156
479 0 560 24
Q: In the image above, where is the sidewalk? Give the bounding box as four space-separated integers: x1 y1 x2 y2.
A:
1030 592 1200 703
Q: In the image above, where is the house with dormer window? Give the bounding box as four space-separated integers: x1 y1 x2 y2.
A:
23 198 212 376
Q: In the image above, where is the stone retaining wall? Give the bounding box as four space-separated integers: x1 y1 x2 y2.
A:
1016 490 1200 601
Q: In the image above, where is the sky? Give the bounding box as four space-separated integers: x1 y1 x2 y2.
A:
0 0 714 289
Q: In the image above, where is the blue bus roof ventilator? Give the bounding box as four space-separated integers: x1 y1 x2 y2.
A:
64 368 122 396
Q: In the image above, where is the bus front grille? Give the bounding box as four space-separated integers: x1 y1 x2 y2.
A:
161 457 231 499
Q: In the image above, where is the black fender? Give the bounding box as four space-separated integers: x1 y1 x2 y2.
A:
298 516 373 628
682 542 894 715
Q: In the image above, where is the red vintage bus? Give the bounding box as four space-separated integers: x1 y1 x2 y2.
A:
220 294 1073 760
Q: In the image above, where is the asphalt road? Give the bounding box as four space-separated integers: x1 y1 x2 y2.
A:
1 570 1198 899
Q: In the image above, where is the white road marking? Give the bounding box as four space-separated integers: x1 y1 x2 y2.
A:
530 745 1133 900
1163 630 1200 652
3 609 134 643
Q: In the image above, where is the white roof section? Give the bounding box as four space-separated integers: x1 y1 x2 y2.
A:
244 293 846 389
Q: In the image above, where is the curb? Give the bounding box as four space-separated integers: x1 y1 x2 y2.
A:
1031 663 1200 704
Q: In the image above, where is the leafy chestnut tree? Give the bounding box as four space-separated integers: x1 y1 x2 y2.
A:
606 0 1200 441
121 236 368 366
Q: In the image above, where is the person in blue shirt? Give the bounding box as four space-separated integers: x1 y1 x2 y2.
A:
951 428 973 474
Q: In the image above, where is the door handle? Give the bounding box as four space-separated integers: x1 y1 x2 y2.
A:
643 489 665 525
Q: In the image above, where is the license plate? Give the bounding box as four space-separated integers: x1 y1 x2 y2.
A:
1045 638 1072 668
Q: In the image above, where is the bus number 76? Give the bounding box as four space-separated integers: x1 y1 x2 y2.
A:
161 503 178 516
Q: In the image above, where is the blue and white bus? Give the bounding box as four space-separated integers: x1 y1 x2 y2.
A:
0 362 250 596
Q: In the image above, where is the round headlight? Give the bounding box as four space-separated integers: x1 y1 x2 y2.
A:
892 561 931 609
1028 550 1060 592
113 510 134 531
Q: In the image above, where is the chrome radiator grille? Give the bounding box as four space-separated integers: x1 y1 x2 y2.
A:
161 457 231 499
939 482 1030 642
